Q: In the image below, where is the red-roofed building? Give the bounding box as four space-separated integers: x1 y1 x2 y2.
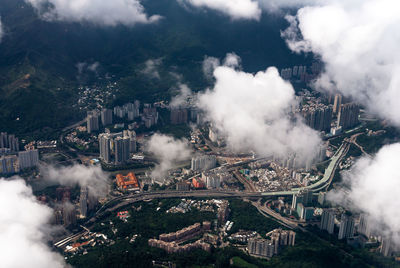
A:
116 172 140 191
192 178 205 189
117 211 130 220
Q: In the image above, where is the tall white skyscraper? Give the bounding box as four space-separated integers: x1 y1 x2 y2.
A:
18 149 39 170
80 187 88 217
191 155 216 171
358 213 372 238
99 133 111 163
338 214 355 240
87 111 100 133
320 209 335 234
101 108 113 126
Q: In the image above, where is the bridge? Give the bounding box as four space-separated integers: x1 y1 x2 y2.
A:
54 137 352 249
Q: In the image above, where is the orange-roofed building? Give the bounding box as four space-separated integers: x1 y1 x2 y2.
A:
71 240 90 249
116 172 140 191
192 178 205 189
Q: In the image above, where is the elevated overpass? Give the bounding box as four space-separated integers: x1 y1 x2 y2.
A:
55 139 351 249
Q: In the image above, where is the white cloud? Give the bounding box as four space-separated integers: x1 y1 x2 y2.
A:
258 0 321 13
222 52 241 69
197 54 321 163
76 61 100 75
170 83 192 108
328 143 400 243
142 58 162 79
0 178 65 268
202 56 220 80
25 0 161 26
179 0 324 20
40 164 109 197
146 134 192 182
282 0 400 126
181 0 262 20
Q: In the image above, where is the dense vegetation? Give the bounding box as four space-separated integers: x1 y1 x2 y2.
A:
0 0 311 137
228 199 282 236
68 198 398 267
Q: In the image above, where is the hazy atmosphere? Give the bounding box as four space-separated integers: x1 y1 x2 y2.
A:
0 0 399 267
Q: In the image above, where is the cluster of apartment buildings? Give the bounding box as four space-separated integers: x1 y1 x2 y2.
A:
191 155 216 172
191 169 229 190
281 65 308 80
248 229 296 258
280 62 322 82
319 210 398 257
87 100 160 133
148 221 211 254
114 101 140 121
170 107 199 125
292 189 315 221
141 103 159 128
148 239 211 254
0 132 19 152
274 144 326 172
320 210 360 241
291 189 397 257
52 185 99 226
53 202 77 227
298 91 360 137
159 222 206 242
189 155 232 190
301 103 333 132
98 130 136 165
0 132 39 175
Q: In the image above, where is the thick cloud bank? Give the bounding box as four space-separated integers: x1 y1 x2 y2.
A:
180 0 323 20
283 0 400 126
181 0 261 20
0 178 65 268
258 0 319 13
25 0 161 26
328 143 400 242
197 55 321 163
40 164 109 196
146 134 192 181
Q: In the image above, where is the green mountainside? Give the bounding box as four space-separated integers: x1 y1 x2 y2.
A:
0 0 311 135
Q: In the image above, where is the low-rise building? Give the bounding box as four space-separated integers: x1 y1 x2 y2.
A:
116 172 140 191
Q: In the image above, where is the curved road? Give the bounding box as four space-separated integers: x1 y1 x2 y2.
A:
55 138 352 248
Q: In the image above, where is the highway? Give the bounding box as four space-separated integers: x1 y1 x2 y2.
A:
233 169 257 192
62 118 87 132
91 190 264 219
251 201 298 229
54 189 299 249
300 141 349 192
54 189 264 248
55 137 352 249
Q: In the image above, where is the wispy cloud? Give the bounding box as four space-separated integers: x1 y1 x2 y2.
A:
179 0 262 20
40 163 109 197
25 0 161 26
146 134 192 182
